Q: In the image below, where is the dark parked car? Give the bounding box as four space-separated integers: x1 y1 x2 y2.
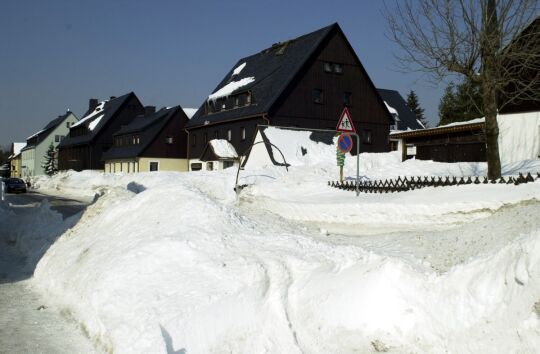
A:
3 178 27 193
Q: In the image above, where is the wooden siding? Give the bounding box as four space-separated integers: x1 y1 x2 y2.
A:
141 110 189 159
406 130 486 162
58 95 145 171
271 30 390 153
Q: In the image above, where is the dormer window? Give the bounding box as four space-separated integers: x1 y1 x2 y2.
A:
246 92 252 105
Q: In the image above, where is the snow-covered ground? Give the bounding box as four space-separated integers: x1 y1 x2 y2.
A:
3 147 540 353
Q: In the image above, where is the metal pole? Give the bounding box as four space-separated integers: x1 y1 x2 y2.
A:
353 133 360 196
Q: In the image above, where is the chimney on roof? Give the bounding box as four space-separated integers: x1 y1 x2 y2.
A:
110 96 116 100
89 98 98 112
144 106 156 115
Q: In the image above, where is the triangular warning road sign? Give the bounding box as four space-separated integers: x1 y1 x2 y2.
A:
336 107 356 133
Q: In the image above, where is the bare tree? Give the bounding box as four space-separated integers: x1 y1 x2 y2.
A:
385 0 539 179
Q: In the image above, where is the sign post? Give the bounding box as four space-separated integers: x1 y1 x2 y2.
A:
336 107 360 196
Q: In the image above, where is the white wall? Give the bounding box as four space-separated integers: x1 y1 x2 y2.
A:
498 111 540 165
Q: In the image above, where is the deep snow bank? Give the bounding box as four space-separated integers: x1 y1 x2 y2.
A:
31 167 540 353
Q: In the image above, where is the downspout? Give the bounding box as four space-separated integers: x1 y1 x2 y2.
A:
262 113 270 126
185 128 191 171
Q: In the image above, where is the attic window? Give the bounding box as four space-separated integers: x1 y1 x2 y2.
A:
343 92 352 106
165 136 174 144
334 63 343 74
324 62 332 72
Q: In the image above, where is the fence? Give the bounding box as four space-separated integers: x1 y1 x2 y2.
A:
328 172 540 194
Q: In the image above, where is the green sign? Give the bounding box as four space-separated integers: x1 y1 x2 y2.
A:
336 149 345 167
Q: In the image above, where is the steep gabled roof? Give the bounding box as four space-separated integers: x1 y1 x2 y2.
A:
58 92 141 147
101 106 185 161
377 89 425 130
21 111 76 151
186 24 337 128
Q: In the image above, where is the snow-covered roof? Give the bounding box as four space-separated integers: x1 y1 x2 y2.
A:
438 117 485 128
390 117 485 137
27 129 45 140
71 101 107 128
232 62 246 76
208 77 255 102
8 142 26 159
183 108 197 119
209 139 238 159
384 101 399 117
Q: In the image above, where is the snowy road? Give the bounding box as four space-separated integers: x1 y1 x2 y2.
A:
3 191 88 219
0 194 97 353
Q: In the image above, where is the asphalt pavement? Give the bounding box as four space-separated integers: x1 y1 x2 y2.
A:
3 191 88 219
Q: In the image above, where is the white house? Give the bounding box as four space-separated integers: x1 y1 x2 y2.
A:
21 111 78 177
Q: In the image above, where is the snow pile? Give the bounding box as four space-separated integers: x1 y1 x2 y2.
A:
209 139 238 159
72 101 107 128
208 77 255 102
29 169 540 353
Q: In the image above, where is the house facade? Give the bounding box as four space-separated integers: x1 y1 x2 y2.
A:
185 23 393 171
58 92 145 171
9 142 26 178
102 106 191 173
20 111 78 177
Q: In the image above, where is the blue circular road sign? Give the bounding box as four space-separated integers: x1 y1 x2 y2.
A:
337 133 353 153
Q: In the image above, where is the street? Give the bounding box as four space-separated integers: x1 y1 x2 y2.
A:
0 190 97 353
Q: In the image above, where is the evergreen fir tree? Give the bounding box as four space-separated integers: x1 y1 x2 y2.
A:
438 78 483 126
406 90 429 128
42 143 58 176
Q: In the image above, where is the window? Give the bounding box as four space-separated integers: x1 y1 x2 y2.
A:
223 161 234 169
343 92 352 106
191 163 202 171
313 89 324 104
362 130 373 144
165 136 174 144
246 92 252 105
149 161 159 172
55 135 60 142
241 127 246 141
324 62 332 72
66 122 71 128
206 162 214 171
227 129 232 141
334 63 343 74
234 96 240 107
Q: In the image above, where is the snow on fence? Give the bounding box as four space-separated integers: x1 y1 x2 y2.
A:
328 172 540 194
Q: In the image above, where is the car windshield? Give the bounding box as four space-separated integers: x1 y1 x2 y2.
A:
7 178 24 184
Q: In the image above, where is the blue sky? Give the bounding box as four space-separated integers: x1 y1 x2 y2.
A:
0 0 446 145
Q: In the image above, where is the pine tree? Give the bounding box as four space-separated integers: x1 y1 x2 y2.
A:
406 90 429 128
438 78 483 126
42 143 58 176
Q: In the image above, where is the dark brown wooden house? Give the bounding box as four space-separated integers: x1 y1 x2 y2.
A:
101 106 191 172
58 92 145 171
185 23 393 169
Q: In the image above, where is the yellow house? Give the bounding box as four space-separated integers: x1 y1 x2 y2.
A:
9 142 26 178
102 106 192 173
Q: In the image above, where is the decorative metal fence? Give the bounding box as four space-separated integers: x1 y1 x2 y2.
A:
328 172 540 194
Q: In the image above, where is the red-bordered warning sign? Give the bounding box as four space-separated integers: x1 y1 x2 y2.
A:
336 107 356 133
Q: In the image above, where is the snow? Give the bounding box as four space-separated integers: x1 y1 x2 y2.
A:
87 114 104 131
9 142 26 159
498 111 540 165
5 129 540 353
209 139 238 159
182 108 197 119
208 77 255 102
384 101 398 116
232 62 246 76
71 101 107 129
27 129 45 140
416 118 426 128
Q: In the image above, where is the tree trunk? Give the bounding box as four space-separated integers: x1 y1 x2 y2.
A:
482 0 502 180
